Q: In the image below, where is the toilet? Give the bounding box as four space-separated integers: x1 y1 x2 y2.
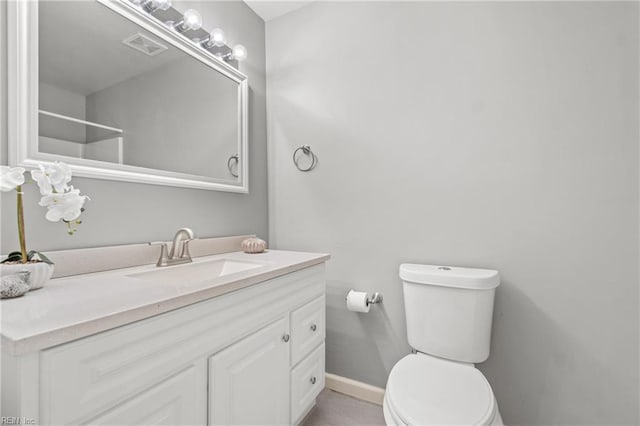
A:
383 264 504 426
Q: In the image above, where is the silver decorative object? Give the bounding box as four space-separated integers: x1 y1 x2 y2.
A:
1 271 31 299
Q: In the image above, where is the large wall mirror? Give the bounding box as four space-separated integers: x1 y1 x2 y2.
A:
8 0 249 192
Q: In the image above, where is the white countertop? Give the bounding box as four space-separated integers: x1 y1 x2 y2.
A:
1 250 329 355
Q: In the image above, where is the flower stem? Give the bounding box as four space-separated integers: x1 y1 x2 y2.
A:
16 185 28 264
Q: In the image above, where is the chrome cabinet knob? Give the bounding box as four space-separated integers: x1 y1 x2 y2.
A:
310 376 317 384
282 334 290 343
310 323 317 332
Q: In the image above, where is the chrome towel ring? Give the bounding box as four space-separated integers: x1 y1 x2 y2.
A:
227 154 239 178
293 145 317 172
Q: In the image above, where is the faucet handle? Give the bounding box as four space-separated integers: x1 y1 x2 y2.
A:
149 241 169 267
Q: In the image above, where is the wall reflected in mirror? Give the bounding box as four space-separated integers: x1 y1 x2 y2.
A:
38 1 241 182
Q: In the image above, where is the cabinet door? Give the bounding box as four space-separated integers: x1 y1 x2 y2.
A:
209 317 290 425
87 364 204 425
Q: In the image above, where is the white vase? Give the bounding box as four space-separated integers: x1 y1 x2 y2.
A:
0 262 54 290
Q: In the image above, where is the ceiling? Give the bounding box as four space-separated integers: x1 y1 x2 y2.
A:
243 1 314 22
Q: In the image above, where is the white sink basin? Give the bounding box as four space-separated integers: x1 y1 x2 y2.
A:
128 259 264 285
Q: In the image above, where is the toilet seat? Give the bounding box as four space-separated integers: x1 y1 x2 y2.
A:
385 354 497 426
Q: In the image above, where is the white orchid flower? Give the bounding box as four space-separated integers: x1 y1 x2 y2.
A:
0 166 26 192
31 162 72 195
30 164 52 195
47 162 72 192
38 186 89 222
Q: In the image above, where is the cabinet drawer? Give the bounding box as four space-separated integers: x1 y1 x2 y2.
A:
291 296 325 365
291 343 325 423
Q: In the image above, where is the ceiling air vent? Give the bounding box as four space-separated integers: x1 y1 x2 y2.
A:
122 33 168 57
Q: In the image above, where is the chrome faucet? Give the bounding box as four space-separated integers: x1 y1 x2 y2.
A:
149 228 195 267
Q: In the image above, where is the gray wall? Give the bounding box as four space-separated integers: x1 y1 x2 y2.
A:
1 0 268 252
266 2 639 425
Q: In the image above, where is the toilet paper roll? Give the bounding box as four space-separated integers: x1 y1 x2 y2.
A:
346 290 370 313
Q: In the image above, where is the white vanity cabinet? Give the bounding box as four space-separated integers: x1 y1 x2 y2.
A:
2 263 326 426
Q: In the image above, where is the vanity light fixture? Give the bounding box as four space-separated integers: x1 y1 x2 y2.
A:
141 0 171 13
129 0 248 64
174 9 203 32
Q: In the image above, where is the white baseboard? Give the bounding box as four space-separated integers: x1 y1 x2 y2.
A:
324 373 385 406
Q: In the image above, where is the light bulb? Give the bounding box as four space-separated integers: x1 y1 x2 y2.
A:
209 28 226 47
182 9 202 31
231 44 247 62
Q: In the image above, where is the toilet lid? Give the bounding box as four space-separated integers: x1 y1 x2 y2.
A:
386 354 496 426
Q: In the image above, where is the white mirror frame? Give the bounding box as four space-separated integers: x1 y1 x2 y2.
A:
8 0 249 193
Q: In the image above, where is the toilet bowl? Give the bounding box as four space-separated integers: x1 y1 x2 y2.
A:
385 264 504 426
383 353 503 426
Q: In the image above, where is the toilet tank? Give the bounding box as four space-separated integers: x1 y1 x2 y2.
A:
399 264 500 363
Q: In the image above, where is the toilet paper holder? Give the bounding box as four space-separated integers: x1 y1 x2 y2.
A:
345 290 384 306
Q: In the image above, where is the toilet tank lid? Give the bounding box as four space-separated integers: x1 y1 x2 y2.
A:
399 264 500 290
